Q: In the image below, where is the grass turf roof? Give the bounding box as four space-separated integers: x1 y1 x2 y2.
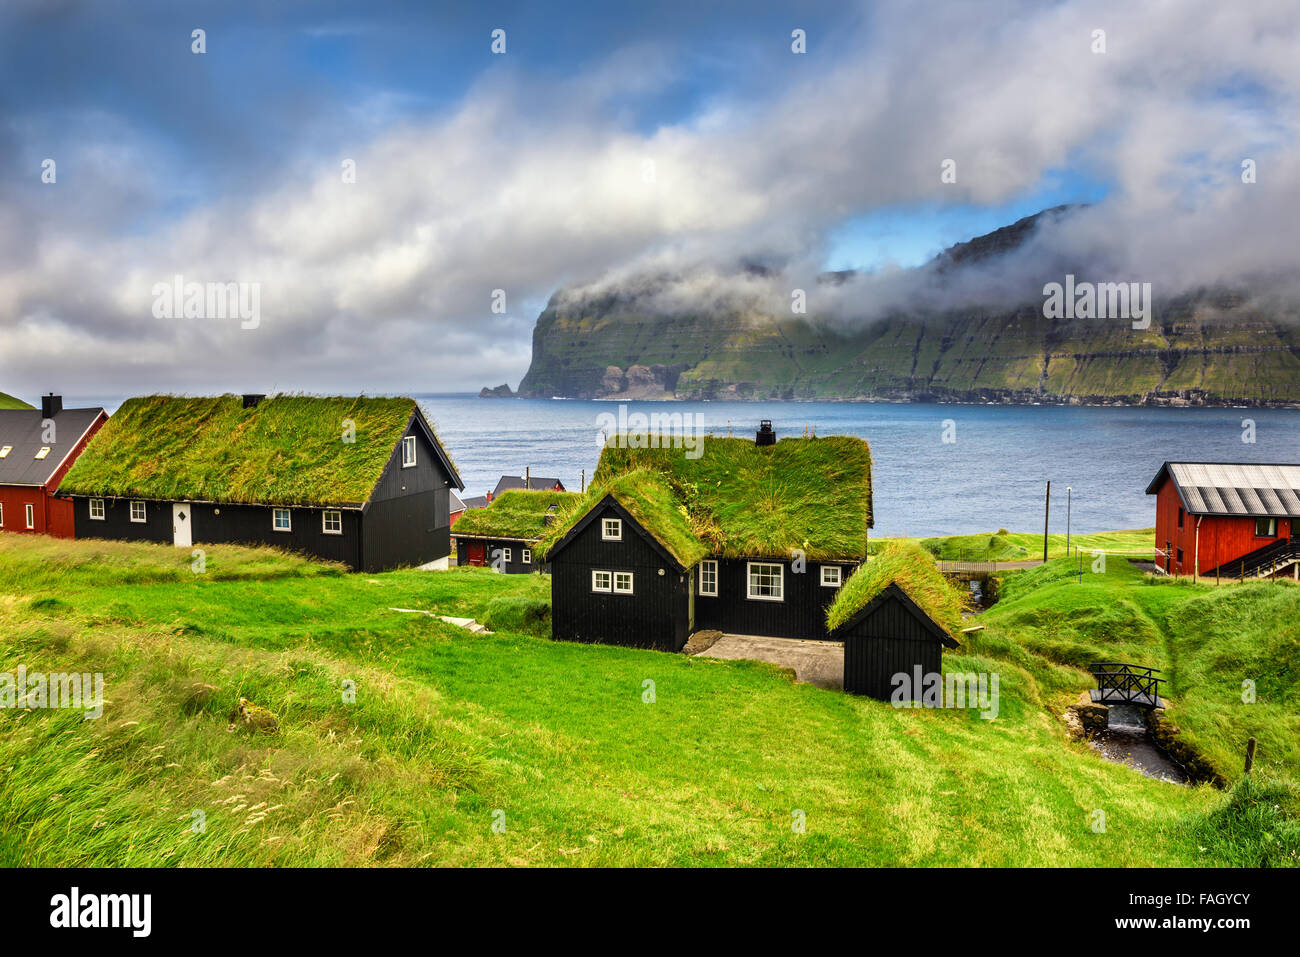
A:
452 490 574 540
588 434 872 560
59 394 434 506
826 540 968 635
538 468 710 568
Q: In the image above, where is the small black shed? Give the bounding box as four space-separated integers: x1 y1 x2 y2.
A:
834 581 961 700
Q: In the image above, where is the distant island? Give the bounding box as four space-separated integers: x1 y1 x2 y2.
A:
488 208 1300 407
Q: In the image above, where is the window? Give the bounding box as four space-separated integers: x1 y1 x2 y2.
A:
502 547 512 563
401 435 416 468
0 445 10 458
129 501 146 523
1177 507 1184 529
322 510 342 534
89 499 105 520
1255 517 1277 537
592 570 612 593
698 559 718 596
602 517 622 541
272 508 292 532
522 548 532 564
25 504 35 529
0 503 4 525
820 565 842 587
613 571 634 594
1176 548 1184 564
34 447 50 460
747 562 784 601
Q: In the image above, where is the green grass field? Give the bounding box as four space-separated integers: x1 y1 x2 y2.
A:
873 528 1155 562
0 533 1295 866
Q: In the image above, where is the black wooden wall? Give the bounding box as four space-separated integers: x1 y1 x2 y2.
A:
694 558 855 640
840 592 945 701
70 496 171 544
550 501 689 651
455 536 546 574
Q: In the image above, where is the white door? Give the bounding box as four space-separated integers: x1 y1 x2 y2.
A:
172 503 192 548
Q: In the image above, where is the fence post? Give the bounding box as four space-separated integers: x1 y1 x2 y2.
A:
1244 737 1257 774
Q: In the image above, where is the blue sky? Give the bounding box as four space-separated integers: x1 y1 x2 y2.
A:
1 0 1295 395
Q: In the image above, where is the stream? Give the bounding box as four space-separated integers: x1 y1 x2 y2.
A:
1088 704 1189 784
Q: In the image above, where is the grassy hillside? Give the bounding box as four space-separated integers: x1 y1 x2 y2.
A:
873 528 1154 562
1 535 1295 866
0 392 33 410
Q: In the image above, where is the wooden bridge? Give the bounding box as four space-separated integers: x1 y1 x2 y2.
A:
1088 662 1166 709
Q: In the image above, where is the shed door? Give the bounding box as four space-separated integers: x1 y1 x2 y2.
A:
467 541 486 567
172 504 192 548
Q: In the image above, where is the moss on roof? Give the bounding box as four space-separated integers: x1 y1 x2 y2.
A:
59 394 431 506
589 434 872 560
453 490 573 540
538 468 710 568
540 435 871 565
826 541 967 635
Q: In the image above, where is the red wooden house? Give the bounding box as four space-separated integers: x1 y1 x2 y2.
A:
1146 462 1300 579
0 395 107 538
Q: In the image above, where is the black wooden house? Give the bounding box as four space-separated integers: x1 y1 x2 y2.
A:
453 489 570 573
57 394 463 572
539 425 874 652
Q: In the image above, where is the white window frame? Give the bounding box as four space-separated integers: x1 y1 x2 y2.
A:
25 504 35 529
0 502 3 526
613 571 634 594
602 517 622 541
34 447 50 460
401 435 417 468
746 561 784 602
322 509 342 535
89 498 105 520
502 547 512 563
0 445 10 458
592 570 612 593
272 508 292 532
1255 517 1277 537
129 501 147 523
820 565 842 588
698 559 718 596
522 548 532 564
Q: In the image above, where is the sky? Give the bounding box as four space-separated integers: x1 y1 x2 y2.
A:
1 0 1298 399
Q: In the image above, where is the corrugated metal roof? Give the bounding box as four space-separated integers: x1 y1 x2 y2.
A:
1168 463 1300 516
0 408 105 487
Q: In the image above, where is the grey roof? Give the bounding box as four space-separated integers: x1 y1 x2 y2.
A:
449 490 467 513
492 474 566 496
1147 461 1300 517
461 495 490 509
0 408 106 487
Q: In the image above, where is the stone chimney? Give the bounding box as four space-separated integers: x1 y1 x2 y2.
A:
242 394 266 409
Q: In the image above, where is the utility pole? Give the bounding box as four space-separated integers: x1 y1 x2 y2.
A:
1065 486 1072 555
1043 481 1051 563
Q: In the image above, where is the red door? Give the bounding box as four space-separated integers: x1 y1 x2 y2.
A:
467 542 486 567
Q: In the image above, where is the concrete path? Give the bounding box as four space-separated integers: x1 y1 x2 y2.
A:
696 634 844 690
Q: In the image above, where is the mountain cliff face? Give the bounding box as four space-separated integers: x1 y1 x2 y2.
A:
512 211 1300 406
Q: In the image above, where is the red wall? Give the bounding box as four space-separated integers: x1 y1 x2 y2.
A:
0 411 106 539
1153 476 1290 575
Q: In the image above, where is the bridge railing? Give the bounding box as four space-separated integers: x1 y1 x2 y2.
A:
1088 662 1164 703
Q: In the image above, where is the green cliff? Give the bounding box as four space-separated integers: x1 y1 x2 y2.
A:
514 212 1300 406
